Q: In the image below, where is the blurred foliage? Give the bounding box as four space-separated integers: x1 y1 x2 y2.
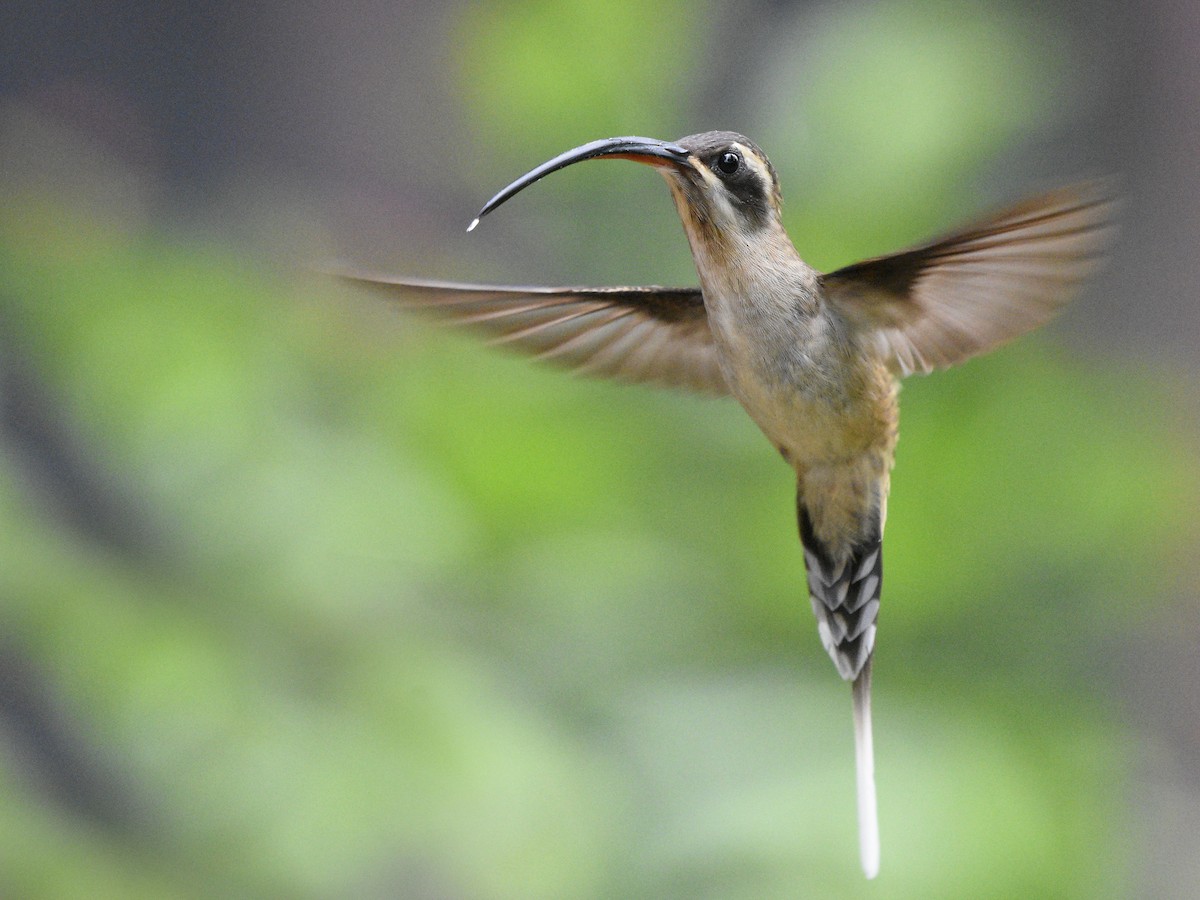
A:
458 0 701 161
754 0 1073 268
1 0 1197 898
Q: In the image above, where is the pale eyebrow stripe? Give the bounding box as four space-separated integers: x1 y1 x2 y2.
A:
735 143 769 182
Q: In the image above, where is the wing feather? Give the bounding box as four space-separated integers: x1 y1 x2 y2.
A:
334 274 729 395
820 181 1118 375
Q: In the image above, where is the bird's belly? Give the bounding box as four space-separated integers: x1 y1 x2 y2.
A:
733 373 864 462
714 327 894 467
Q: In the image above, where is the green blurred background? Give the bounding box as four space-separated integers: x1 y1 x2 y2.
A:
2 1 1199 897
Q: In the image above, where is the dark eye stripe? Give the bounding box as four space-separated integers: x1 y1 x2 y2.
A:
716 155 772 230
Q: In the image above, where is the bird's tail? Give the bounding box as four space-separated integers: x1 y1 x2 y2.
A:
797 504 881 683
798 498 883 878
853 661 879 879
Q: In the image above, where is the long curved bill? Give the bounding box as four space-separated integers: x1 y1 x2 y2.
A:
468 136 690 231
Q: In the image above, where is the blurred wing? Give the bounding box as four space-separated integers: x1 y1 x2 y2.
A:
820 181 1118 376
335 273 729 395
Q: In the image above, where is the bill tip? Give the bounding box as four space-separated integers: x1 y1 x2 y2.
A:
466 217 480 233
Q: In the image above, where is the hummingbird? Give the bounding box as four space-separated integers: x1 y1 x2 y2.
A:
338 133 1114 878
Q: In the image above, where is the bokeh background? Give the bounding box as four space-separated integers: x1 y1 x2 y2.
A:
2 1 1199 897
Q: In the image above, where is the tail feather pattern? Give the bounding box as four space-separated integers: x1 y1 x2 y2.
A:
797 506 882 682
798 501 884 879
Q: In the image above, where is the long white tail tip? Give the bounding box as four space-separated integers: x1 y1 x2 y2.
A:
467 217 481 232
853 670 880 879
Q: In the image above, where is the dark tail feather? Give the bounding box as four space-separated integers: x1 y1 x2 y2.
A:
797 505 882 682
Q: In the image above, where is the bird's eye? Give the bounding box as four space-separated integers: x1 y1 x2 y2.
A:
716 151 741 176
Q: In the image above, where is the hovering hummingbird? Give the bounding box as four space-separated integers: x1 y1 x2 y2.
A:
338 133 1114 878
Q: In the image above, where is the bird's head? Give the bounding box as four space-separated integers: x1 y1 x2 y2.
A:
469 132 787 262
662 131 785 236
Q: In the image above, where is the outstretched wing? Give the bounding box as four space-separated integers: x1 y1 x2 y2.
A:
820 181 1118 376
335 273 729 395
